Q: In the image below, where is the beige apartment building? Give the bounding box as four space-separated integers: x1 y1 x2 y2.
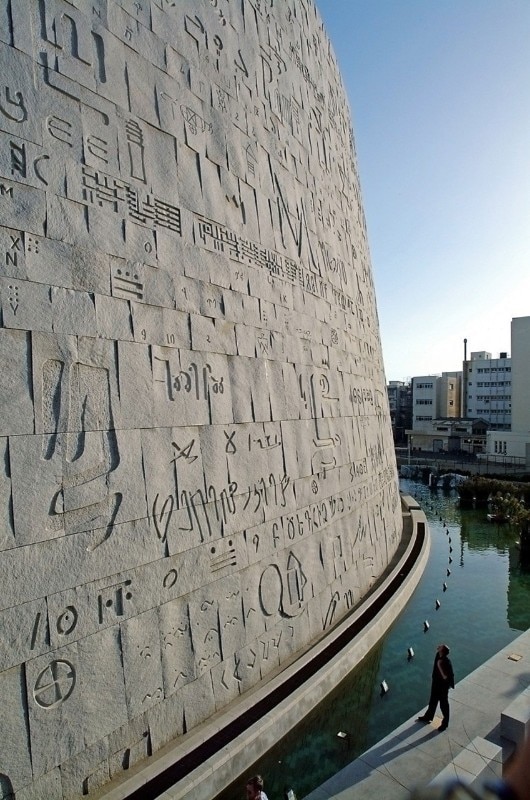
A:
411 373 461 428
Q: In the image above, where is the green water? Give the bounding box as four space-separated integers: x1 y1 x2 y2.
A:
214 479 530 800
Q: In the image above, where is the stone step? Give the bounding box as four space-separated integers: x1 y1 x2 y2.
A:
428 737 503 788
500 686 530 743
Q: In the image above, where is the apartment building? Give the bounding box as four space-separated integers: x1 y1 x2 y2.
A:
411 373 461 428
484 317 530 464
387 381 412 444
463 351 511 430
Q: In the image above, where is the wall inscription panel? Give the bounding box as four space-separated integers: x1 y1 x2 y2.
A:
0 0 401 796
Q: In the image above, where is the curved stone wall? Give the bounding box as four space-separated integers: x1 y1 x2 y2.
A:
0 1 401 797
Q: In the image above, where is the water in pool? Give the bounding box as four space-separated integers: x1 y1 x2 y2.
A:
214 479 530 800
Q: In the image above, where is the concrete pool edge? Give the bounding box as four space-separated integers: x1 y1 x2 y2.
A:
96 496 430 800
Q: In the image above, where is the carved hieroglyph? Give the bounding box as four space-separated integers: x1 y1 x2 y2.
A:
0 0 401 796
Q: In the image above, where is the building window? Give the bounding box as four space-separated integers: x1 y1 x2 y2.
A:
449 400 454 406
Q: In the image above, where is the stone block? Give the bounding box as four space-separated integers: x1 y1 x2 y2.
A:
501 689 530 743
240 563 268 643
190 312 237 355
217 573 246 657
147 690 184 752
0 41 42 143
0 436 15 552
46 583 93 651
107 712 151 773
95 294 134 341
180 671 216 732
0 276 53 332
16 769 62 800
188 584 223 677
0 597 50 671
0 178 46 236
0 226 27 279
0 665 33 791
158 595 196 697
0 328 34 435
233 641 262 694
120 608 164 718
235 324 258 358
51 287 97 337
211 655 241 709
10 426 146 544
176 141 204 214
85 205 126 257
228 355 271 424
26 627 127 776
59 739 110 800
173 274 202 315
116 340 154 428
123 49 160 128
122 219 157 266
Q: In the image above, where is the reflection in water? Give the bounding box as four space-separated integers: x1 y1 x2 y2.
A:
214 479 530 800
215 643 383 800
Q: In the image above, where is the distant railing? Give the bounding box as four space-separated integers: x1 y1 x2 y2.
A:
395 448 528 476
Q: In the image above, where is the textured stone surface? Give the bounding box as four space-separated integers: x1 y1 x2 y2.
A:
0 1 401 796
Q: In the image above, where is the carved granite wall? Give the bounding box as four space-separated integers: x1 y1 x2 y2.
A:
0 0 401 797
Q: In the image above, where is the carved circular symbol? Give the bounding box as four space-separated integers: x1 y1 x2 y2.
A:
163 569 178 589
56 605 78 636
311 480 318 494
33 659 76 709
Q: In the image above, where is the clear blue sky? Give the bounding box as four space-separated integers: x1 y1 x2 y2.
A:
316 0 530 382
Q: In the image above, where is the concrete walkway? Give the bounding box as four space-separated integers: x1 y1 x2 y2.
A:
304 628 530 799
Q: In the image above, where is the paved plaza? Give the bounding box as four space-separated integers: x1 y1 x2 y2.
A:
304 629 530 799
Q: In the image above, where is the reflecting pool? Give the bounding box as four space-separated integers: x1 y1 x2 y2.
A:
214 479 530 800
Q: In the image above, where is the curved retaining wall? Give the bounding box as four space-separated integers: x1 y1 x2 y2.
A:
0 2 400 798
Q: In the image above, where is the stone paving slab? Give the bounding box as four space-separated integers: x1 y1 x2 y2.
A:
304 628 530 800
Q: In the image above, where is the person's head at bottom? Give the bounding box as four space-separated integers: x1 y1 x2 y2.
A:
246 775 265 799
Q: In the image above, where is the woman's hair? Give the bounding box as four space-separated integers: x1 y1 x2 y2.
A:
440 644 450 656
246 775 264 791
